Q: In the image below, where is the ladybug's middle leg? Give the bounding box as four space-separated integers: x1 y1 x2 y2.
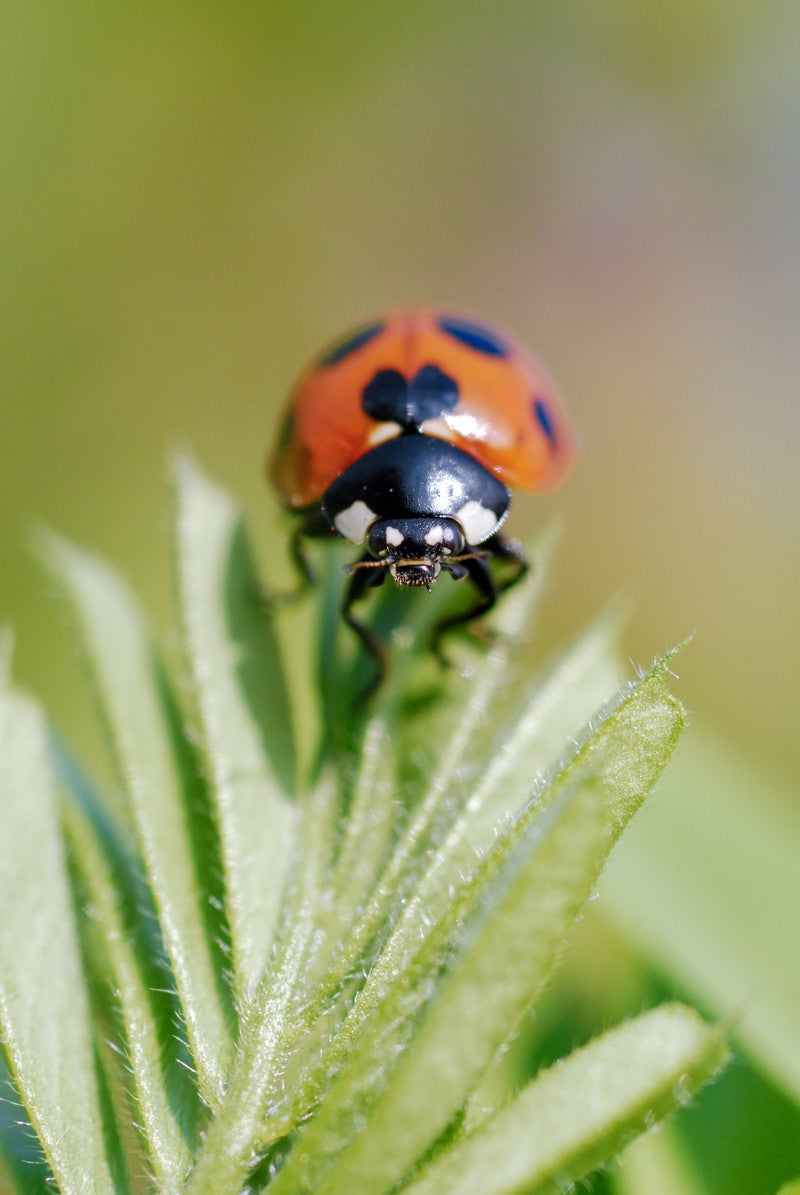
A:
432 533 528 659
267 510 337 607
483 532 529 596
286 509 336 592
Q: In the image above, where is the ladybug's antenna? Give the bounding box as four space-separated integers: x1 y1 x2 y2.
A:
344 558 390 575
449 550 489 565
345 550 488 576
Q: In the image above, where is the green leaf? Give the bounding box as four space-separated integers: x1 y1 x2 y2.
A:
59 777 193 1190
5 464 722 1195
0 682 117 1194
396 608 625 929
39 532 233 1108
777 1182 800 1195
317 712 398 955
181 767 346 1195
602 728 800 1104
0 1046 52 1195
266 654 687 1195
347 646 684 1054
612 1126 707 1195
173 455 297 999
401 1005 727 1195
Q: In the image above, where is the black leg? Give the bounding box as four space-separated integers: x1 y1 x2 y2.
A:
433 555 498 657
485 532 529 594
342 556 390 695
271 510 335 603
432 533 528 658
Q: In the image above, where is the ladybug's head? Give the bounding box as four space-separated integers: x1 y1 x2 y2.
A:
365 517 466 589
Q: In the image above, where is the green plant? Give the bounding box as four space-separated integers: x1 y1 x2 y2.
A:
0 458 727 1195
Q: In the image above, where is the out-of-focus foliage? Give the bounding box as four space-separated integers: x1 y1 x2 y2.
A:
1 0 798 786
2 3 798 1191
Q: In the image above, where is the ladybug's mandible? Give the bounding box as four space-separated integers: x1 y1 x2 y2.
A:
269 308 575 669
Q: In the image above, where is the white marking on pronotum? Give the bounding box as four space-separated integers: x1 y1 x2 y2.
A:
454 501 498 544
419 417 456 441
424 524 445 546
385 526 405 547
334 500 378 544
367 421 402 446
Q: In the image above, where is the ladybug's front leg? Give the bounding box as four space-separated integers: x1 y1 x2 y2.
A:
433 533 528 658
342 556 390 694
432 555 498 660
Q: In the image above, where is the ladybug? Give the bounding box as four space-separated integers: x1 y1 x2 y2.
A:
269 309 575 671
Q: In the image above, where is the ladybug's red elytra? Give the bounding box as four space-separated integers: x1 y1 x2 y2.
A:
269 308 576 672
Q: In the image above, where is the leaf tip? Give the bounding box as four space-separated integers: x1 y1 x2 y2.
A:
0 625 14 685
169 446 201 487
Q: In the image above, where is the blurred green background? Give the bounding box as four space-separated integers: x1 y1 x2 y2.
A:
1 2 799 1189
2 0 798 787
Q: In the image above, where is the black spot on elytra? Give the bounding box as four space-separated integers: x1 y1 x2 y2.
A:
438 316 509 357
533 397 556 444
362 364 460 428
317 321 384 367
362 369 407 422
